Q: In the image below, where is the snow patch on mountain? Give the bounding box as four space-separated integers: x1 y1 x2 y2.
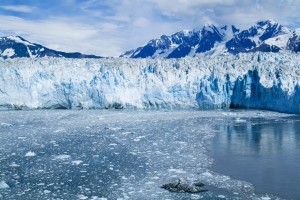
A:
0 52 300 113
7 36 34 46
264 34 292 49
1 48 15 57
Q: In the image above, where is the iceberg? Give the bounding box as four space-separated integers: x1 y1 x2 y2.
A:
0 52 300 113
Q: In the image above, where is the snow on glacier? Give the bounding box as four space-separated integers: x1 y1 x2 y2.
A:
0 52 300 113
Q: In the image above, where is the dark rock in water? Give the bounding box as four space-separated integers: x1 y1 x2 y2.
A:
161 179 207 193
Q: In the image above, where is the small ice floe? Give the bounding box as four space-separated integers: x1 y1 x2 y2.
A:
0 181 9 189
191 194 202 199
121 131 134 135
234 118 247 123
168 168 187 174
54 155 71 160
0 122 12 127
98 198 108 200
25 151 36 157
261 196 271 200
71 160 83 165
78 194 88 199
201 172 213 177
105 127 123 131
54 129 65 133
161 179 207 193
218 195 226 198
43 190 51 194
9 163 20 167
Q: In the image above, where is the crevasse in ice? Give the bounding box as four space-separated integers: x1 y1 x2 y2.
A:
0 52 299 113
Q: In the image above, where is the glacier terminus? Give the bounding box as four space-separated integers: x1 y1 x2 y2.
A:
0 52 300 113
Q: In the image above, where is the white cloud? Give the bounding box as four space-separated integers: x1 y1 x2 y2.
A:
133 18 150 27
0 5 34 13
0 0 300 56
0 15 123 57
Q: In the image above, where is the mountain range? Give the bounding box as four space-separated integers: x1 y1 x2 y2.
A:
121 20 300 58
1 20 300 59
0 36 101 59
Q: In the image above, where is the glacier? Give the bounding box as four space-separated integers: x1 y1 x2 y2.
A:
0 52 300 113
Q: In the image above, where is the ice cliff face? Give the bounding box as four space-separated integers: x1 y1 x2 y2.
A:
0 53 300 113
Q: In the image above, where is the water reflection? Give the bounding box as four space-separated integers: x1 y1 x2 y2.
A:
210 116 300 199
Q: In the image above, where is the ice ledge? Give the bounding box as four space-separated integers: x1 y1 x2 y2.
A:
0 52 300 113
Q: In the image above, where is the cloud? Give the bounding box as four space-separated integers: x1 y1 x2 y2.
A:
0 0 300 56
0 15 123 57
0 5 34 13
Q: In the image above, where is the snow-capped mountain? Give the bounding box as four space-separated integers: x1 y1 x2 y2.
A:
1 53 300 113
287 29 300 52
0 36 101 59
121 20 297 58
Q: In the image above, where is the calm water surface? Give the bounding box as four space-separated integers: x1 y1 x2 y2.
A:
210 114 300 199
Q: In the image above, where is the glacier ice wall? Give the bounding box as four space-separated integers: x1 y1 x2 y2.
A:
0 52 300 113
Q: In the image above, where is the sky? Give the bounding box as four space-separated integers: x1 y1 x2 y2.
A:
0 0 299 57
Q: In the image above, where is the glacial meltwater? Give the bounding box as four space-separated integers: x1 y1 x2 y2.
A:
0 110 299 200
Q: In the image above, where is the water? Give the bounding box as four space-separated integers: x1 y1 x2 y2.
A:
0 109 297 199
210 114 300 200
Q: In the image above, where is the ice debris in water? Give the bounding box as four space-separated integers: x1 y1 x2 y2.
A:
0 181 9 189
0 122 12 127
54 155 71 160
25 151 36 157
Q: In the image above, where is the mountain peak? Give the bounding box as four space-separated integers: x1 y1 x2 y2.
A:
0 35 102 59
256 20 277 27
121 20 299 58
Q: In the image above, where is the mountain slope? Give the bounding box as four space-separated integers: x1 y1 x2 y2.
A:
287 29 300 52
121 20 296 58
0 36 101 59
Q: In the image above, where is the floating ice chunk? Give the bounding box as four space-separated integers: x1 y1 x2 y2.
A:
106 127 123 131
25 151 36 157
218 195 226 198
167 168 187 174
191 194 202 199
0 181 9 189
72 160 83 165
261 196 271 200
201 172 213 177
43 190 51 194
0 122 12 127
78 194 88 199
54 155 71 160
234 118 247 123
9 163 20 167
54 129 65 133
